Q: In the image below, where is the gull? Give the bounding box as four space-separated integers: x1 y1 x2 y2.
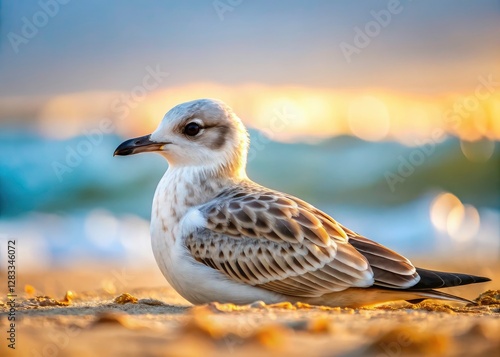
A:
114 99 490 307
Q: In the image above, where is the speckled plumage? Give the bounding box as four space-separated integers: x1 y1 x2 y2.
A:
115 98 490 307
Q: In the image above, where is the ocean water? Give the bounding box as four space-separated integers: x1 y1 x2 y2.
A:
0 129 498 271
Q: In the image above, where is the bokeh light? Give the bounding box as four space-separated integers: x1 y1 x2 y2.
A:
460 139 496 162
430 193 463 233
430 192 481 242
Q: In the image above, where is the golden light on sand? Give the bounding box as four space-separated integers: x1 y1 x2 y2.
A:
348 96 390 141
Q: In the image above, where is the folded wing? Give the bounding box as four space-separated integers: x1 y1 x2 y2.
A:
185 183 421 298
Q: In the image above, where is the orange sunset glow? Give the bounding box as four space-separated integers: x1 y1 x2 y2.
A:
10 83 498 146
1 2 499 355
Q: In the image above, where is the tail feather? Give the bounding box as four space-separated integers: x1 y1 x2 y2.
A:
303 268 490 307
412 268 491 290
403 289 474 305
304 287 475 307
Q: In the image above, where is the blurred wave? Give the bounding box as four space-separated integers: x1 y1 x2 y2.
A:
0 129 498 269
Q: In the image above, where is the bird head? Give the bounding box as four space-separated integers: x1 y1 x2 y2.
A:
114 99 249 178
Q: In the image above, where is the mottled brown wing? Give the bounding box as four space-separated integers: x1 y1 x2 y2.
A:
204 183 349 246
341 225 420 288
185 183 375 297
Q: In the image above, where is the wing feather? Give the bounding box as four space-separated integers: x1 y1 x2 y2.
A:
185 182 419 298
347 234 419 288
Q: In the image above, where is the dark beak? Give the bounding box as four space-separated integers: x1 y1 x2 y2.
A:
114 134 167 156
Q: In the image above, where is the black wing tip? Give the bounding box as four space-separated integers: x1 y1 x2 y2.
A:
413 267 491 290
474 276 492 283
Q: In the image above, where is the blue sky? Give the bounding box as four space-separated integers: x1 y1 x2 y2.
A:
0 0 498 96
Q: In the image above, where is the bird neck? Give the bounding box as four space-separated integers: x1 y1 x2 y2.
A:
156 165 245 216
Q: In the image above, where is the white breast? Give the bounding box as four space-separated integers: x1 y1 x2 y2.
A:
150 167 283 305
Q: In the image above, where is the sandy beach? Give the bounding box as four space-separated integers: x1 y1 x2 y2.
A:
1 261 498 357
1 2 499 357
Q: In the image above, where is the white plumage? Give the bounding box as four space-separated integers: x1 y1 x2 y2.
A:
114 98 490 307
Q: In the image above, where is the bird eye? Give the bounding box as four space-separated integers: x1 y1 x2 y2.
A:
184 122 201 136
